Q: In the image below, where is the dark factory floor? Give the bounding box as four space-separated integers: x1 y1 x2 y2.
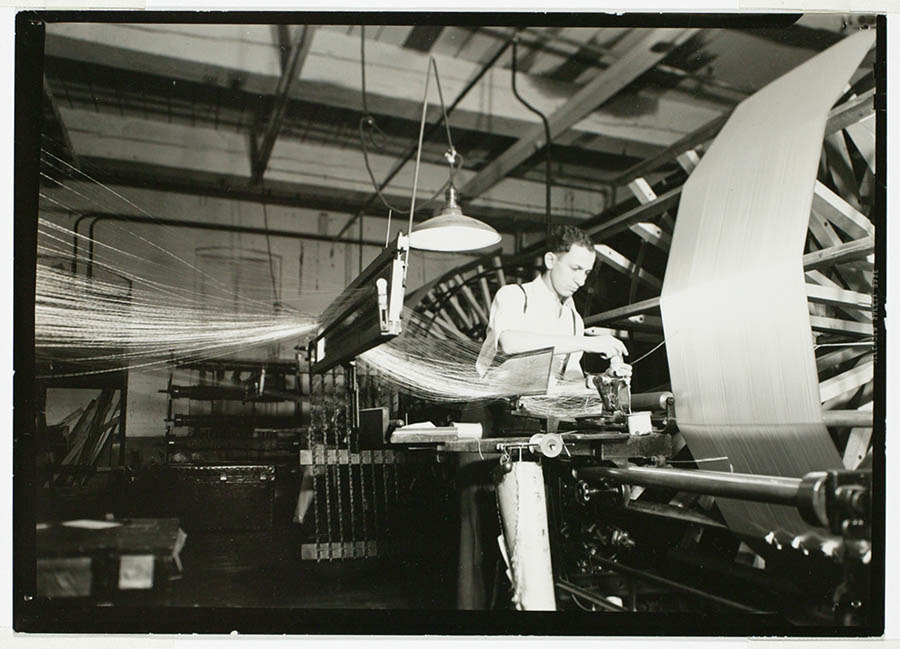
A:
35 464 460 611
147 528 455 609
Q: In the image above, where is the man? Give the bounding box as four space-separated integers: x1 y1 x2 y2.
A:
458 224 628 609
477 224 626 381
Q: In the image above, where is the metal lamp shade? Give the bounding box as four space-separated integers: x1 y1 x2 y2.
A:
409 200 501 252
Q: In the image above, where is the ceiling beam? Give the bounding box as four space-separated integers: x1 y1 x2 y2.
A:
458 27 700 201
585 186 683 242
55 106 603 231
615 112 729 186
615 86 875 188
42 75 81 169
251 25 314 183
44 24 720 159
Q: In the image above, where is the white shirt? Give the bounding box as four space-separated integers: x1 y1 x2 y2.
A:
475 275 585 379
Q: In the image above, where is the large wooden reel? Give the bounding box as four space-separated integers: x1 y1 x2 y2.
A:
404 82 876 469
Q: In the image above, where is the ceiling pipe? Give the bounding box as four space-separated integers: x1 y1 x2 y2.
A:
510 35 553 243
71 212 97 274
81 212 389 281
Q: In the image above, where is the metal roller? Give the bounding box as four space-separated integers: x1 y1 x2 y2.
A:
630 391 674 412
574 465 803 506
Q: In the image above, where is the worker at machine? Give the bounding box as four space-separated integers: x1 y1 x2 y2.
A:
458 224 629 609
475 224 627 383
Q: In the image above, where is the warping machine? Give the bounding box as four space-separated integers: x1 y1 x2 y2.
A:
292 29 879 627
291 233 874 625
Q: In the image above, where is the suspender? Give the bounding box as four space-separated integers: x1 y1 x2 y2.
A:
518 283 576 378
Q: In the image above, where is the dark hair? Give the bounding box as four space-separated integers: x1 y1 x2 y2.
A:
546 224 594 255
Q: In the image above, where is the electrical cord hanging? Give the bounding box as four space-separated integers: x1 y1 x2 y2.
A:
358 26 463 215
511 36 553 242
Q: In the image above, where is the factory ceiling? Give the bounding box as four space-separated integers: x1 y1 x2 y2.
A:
39 16 870 237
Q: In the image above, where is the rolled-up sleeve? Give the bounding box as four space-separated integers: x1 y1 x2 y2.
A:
475 285 526 377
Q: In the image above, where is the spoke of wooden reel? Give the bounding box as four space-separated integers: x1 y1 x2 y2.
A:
593 244 662 291
815 345 870 375
450 273 489 326
626 178 673 253
844 114 876 176
819 353 874 408
583 297 661 328
475 264 493 313
842 401 873 470
813 180 874 241
490 254 507 287
407 255 536 345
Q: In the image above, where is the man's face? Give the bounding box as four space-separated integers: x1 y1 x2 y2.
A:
546 244 596 299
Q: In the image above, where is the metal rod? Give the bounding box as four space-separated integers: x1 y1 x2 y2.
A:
589 556 765 613
575 465 802 507
406 60 432 248
84 212 388 247
71 212 95 274
556 579 629 612
333 30 520 241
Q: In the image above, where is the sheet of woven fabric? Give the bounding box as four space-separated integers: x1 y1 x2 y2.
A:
659 31 875 539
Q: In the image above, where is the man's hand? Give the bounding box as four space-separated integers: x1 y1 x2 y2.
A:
583 328 628 359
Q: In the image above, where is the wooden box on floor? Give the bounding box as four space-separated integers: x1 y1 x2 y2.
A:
36 517 186 599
